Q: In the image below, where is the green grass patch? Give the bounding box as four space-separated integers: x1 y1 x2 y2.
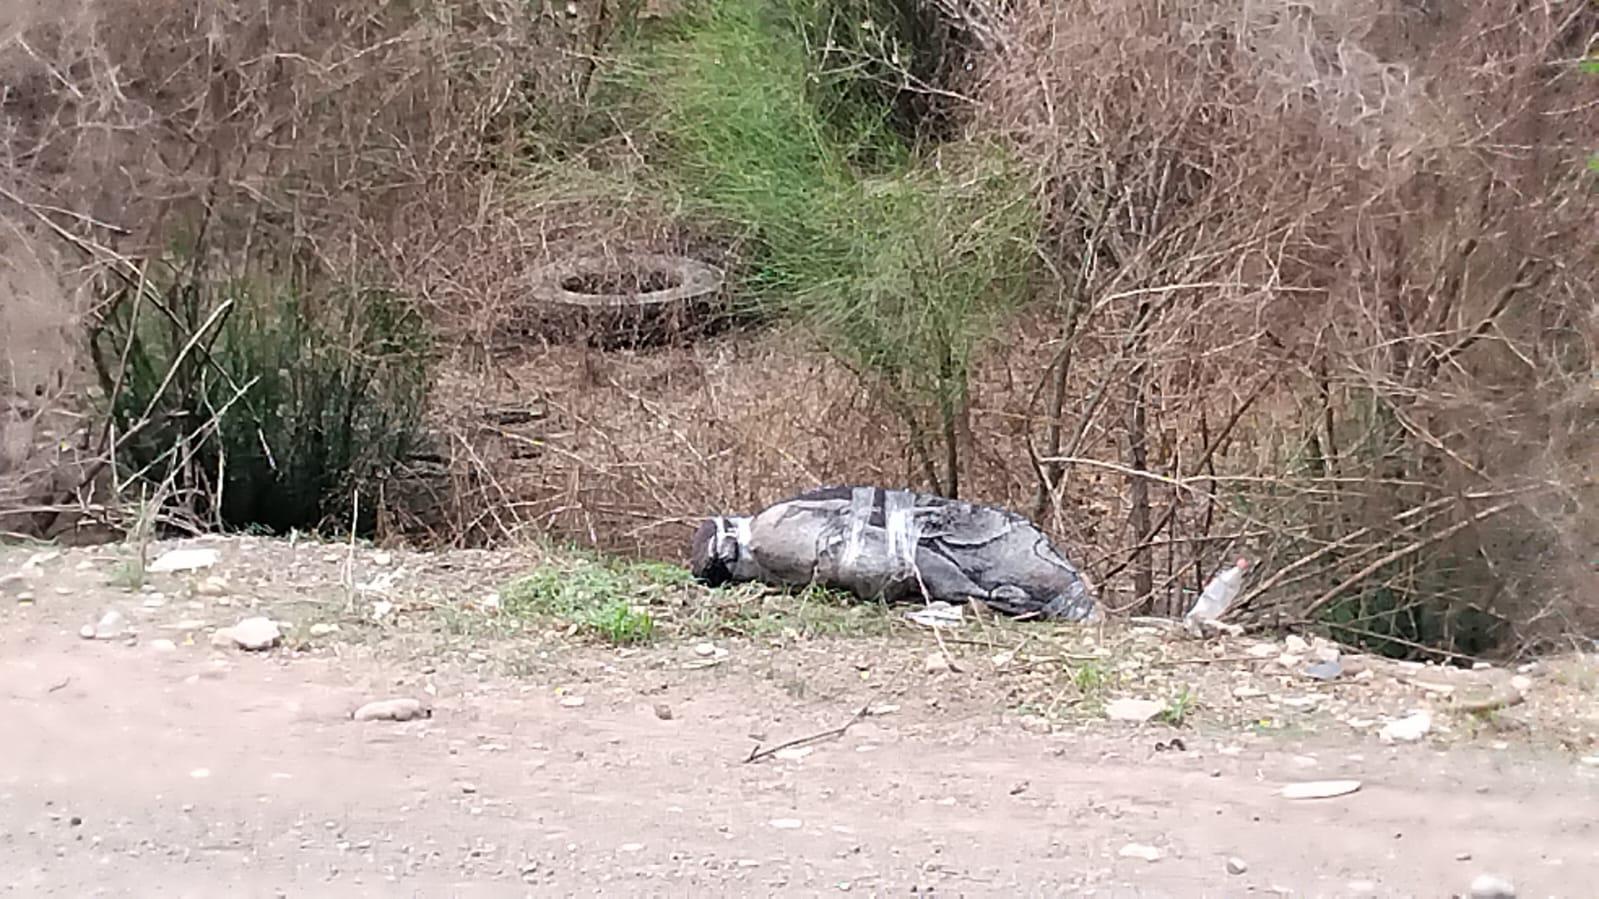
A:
501 556 678 646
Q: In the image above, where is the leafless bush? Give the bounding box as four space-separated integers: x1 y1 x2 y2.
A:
0 0 592 538
963 0 1598 654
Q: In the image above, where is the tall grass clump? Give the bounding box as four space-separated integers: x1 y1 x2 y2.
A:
88 247 432 536
612 0 1039 495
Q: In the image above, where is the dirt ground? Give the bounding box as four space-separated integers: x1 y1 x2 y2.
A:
2 537 1598 897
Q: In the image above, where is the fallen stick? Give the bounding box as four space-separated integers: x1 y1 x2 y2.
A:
744 665 906 764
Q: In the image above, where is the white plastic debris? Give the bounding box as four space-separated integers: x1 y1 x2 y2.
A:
1184 557 1250 627
906 601 964 629
1379 710 1433 744
214 616 282 651
352 698 430 722
1118 843 1163 862
1469 873 1517 899
1280 779 1362 800
1105 698 1167 723
148 547 220 573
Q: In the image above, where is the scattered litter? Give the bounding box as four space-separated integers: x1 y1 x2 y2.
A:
768 818 803 830
1184 558 1249 629
213 617 282 651
195 576 230 597
80 608 129 641
1303 659 1343 681
1468 873 1516 899
1118 843 1163 862
149 548 220 573
1379 711 1433 744
352 698 430 722
370 599 395 621
1280 779 1361 800
685 643 729 669
1227 857 1249 875
1284 635 1310 654
1246 643 1279 659
906 601 964 629
1105 698 1166 723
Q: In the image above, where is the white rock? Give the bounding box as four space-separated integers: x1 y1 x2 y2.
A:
370 600 394 621
1280 779 1362 800
618 842 644 853
559 696 586 708
768 818 802 830
1579 756 1599 767
189 768 211 779
1246 642 1279 658
1105 698 1167 722
1510 675 1533 694
309 623 340 637
1284 635 1310 654
1227 857 1249 875
693 642 718 657
924 652 952 674
352 698 429 721
372 550 394 566
1118 843 1163 862
1379 711 1433 744
148 548 219 573
1469 873 1516 899
90 608 129 640
773 747 813 762
149 639 177 652
1232 686 1266 699
78 624 96 639
217 617 282 651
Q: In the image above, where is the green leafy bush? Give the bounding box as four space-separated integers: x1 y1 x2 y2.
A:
611 0 1039 493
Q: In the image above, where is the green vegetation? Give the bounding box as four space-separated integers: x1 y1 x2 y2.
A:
500 554 678 645
89 246 431 536
599 0 1040 494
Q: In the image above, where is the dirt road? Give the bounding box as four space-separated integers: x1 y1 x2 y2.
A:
2 540 1596 897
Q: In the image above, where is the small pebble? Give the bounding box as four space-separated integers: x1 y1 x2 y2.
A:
1226 857 1248 875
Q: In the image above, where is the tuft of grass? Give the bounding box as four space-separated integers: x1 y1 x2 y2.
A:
1158 684 1198 728
88 247 431 537
501 556 669 646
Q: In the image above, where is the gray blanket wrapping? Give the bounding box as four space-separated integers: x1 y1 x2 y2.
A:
688 486 1097 621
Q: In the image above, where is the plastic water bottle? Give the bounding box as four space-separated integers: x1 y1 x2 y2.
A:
1185 557 1251 625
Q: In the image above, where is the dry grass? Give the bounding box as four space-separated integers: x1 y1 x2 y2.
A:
3 0 1595 658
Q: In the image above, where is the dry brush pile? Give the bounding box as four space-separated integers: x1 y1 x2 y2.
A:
2 0 1595 658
